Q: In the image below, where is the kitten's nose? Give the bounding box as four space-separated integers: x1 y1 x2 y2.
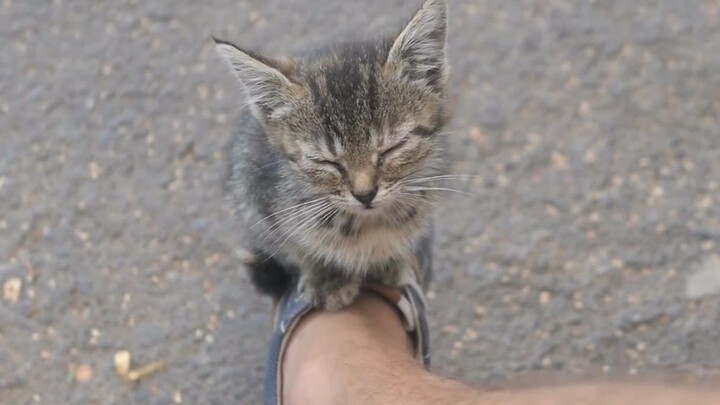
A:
352 188 378 207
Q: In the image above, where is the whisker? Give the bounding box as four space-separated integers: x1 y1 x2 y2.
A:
394 192 435 201
436 130 460 136
263 202 329 235
248 161 280 174
259 202 330 243
392 165 441 182
261 211 324 258
258 208 325 243
405 187 476 197
308 208 339 237
399 174 479 185
263 206 338 262
393 196 438 210
250 198 326 229
390 191 437 208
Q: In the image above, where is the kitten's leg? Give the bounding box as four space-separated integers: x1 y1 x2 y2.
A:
300 266 360 312
367 256 419 289
383 232 433 290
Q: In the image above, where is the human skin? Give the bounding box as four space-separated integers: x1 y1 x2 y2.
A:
282 292 719 405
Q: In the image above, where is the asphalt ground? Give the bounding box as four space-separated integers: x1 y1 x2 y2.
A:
1 0 719 403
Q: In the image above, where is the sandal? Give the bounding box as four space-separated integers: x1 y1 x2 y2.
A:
261 234 434 405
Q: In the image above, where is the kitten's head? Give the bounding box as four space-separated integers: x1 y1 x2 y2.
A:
216 0 449 215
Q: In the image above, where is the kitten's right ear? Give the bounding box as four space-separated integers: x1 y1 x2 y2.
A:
214 38 298 120
386 0 448 93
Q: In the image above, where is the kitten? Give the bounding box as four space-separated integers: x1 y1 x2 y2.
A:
215 0 449 311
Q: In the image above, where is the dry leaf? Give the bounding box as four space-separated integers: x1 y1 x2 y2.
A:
115 350 167 382
127 360 168 381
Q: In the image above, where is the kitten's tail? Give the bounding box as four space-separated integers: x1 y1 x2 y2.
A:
245 251 293 300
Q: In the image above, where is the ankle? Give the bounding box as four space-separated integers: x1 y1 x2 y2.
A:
282 293 415 404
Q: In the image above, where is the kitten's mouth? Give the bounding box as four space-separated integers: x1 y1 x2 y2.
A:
344 202 383 216
350 205 375 213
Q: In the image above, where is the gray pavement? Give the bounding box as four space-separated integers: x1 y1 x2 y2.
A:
1 0 720 403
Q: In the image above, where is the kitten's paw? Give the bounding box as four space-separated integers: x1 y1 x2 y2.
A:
322 282 360 311
304 281 360 312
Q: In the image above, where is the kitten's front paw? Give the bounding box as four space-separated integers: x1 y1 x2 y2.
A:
304 281 360 312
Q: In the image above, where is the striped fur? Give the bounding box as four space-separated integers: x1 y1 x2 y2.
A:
216 0 449 310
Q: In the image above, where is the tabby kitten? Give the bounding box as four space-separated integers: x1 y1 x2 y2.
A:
216 0 450 310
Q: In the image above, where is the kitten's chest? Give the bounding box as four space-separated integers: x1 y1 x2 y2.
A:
300 211 423 268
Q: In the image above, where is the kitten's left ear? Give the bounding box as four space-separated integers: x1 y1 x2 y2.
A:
214 38 299 121
387 0 448 93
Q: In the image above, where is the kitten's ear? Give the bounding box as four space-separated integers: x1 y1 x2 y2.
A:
214 38 298 120
386 0 448 92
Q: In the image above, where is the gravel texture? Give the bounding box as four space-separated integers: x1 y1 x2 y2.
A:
1 0 719 403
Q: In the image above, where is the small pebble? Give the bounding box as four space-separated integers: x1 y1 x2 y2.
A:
88 161 100 179
473 305 486 318
3 277 22 303
75 364 94 383
469 126 486 145
539 291 551 305
197 84 209 101
551 152 568 170
462 328 478 342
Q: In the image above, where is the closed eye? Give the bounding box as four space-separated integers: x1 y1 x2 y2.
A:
380 139 408 160
313 159 346 175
